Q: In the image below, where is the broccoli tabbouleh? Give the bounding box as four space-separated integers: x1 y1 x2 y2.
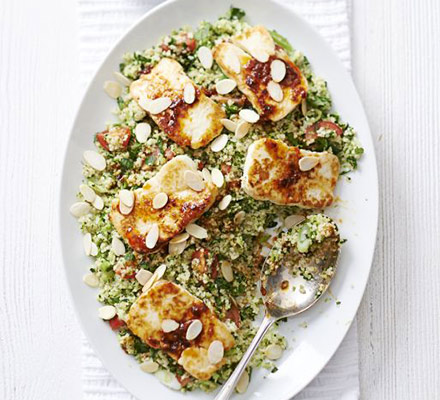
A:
73 8 363 393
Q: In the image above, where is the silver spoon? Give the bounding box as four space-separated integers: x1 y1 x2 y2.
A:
215 218 340 400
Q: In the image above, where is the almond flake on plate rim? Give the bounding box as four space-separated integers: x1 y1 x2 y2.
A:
103 80 122 99
113 71 132 86
70 202 91 218
140 360 159 373
98 305 116 320
83 273 99 288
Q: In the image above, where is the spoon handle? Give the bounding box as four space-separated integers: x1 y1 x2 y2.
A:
214 314 276 400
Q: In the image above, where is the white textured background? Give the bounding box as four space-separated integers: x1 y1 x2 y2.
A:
0 0 439 399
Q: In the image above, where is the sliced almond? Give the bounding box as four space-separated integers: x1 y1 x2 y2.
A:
234 211 246 225
235 370 250 394
155 370 182 390
153 192 168 209
270 60 286 82
154 264 167 280
265 344 283 360
267 81 283 102
215 79 237 95
111 237 126 256
168 241 187 256
135 122 151 143
184 170 205 192
208 340 224 364
83 273 99 288
301 99 308 116
186 320 203 341
83 150 106 171
211 168 224 188
186 223 208 240
83 233 92 256
90 242 98 256
135 269 153 286
221 261 234 282
183 83 196 104
226 52 241 74
170 232 190 244
252 48 269 63
92 195 104 210
235 120 251 139
299 156 319 172
119 189 134 208
70 202 91 218
284 215 305 229
197 46 213 69
145 223 159 249
140 360 159 374
221 118 237 132
119 201 133 216
148 97 172 115
162 319 179 333
218 195 232 211
210 134 228 152
113 71 132 86
239 109 260 123
79 184 96 203
201 168 212 183
103 80 122 99
98 305 116 320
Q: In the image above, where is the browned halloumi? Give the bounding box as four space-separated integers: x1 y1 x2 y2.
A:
127 280 235 380
242 138 339 208
130 58 225 149
110 155 217 253
213 26 307 121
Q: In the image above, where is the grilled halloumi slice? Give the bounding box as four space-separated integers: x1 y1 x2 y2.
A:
130 58 225 149
127 280 235 380
213 25 307 121
110 155 217 253
242 138 339 209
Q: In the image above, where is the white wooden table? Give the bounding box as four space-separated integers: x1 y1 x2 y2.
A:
1 0 439 398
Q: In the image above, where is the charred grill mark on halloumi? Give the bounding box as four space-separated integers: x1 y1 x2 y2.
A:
242 138 339 208
213 26 307 121
110 156 217 253
130 58 225 149
127 280 235 380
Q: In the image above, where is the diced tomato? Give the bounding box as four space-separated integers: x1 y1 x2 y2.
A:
160 43 170 52
211 255 219 279
186 38 196 53
221 163 232 175
95 127 131 152
226 303 241 328
305 120 343 141
191 248 208 273
176 374 192 387
164 148 175 160
96 132 110 151
109 316 126 330
198 161 205 170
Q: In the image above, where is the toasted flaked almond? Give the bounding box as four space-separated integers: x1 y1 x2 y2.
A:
153 192 168 209
184 170 205 192
138 97 152 111
145 223 159 249
135 122 151 143
111 237 126 256
83 273 99 288
211 168 224 188
119 189 134 208
148 97 172 114
218 195 232 211
90 242 98 256
113 71 132 86
197 46 213 69
168 240 187 256
267 80 283 102
299 156 319 171
186 320 203 341
103 80 122 99
235 370 250 394
183 83 196 104
83 150 106 171
92 195 104 210
70 202 91 218
186 223 208 239
83 233 92 256
142 276 156 293
235 120 251 139
226 52 241 74
221 261 234 282
208 340 224 364
154 264 167 280
119 201 133 215
234 211 246 225
98 305 116 320
215 79 237 95
270 59 286 82
252 48 269 63
301 99 307 116
156 370 182 390
162 319 179 333
170 232 190 244
201 168 212 183
239 109 260 123
136 269 153 286
210 134 228 152
221 118 237 133
265 344 283 360
79 184 96 203
140 360 159 373
284 215 305 229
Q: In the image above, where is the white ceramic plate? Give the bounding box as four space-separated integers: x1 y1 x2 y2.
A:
59 0 378 399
